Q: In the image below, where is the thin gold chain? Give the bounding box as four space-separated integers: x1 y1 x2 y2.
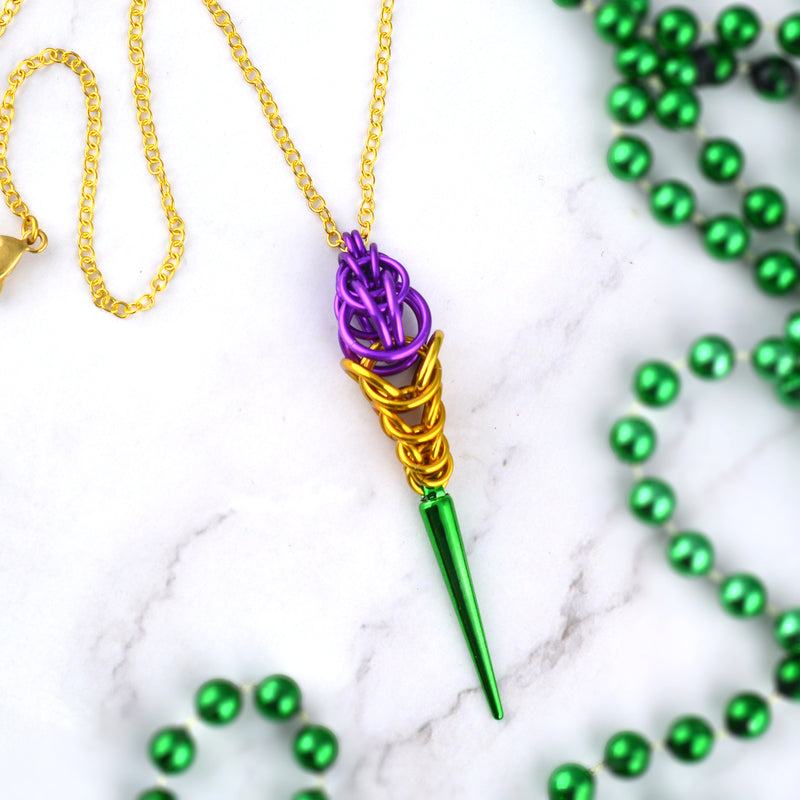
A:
0 0 395 316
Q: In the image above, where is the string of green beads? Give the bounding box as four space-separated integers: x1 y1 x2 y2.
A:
654 7 699 52
688 335 736 379
606 83 651 124
665 715 715 762
148 728 196 775
716 6 761 49
294 725 340 772
667 531 714 577
650 180 695 225
743 186 786 230
702 215 749 260
633 361 680 406
776 655 800 700
775 610 800 653
725 692 771 738
720 573 767 618
547 763 595 800
755 252 800 296
778 14 800 56
655 86 701 129
195 679 243 726
255 674 303 720
609 416 657 463
607 135 651 180
615 39 660 79
699 138 744 183
629 477 676 524
595 0 643 44
603 731 651 777
751 337 798 380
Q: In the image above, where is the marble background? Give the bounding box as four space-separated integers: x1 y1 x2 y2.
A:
1 0 798 797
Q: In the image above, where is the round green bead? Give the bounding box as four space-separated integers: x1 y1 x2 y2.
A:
650 180 695 225
751 56 797 100
743 187 786 230
607 82 651 124
137 791 176 800
775 609 800 653
292 790 329 800
255 674 302 721
725 692 771 738
148 727 196 775
777 369 800 408
720 573 767 617
751 337 798 381
755 251 800 296
595 1 642 44
699 138 744 183
293 725 339 773
661 54 699 87
610 416 657 463
778 14 800 56
195 678 243 726
716 6 761 49
655 87 701 130
775 654 800 700
703 215 749 260
665 715 715 762
548 763 595 800
616 40 660 80
607 135 652 181
655 7 699 52
553 0 584 7
786 312 800 345
634 361 681 406
688 335 736 379
629 477 676 525
668 531 714 576
604 731 651 777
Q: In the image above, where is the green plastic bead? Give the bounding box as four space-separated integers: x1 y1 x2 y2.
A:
148 727 196 775
775 654 800 700
720 573 767 617
699 138 744 183
548 763 595 800
607 135 652 181
292 790 329 800
607 82 651 124
743 187 786 230
293 725 339 773
137 791 176 800
774 609 800 653
703 215 749 260
616 40 660 80
755 252 800 296
751 56 797 100
661 54 699 87
553 0 584 7
655 87 701 130
595 1 642 44
195 678 243 726
610 416 657 463
725 692 771 738
688 335 736 379
665 715 715 762
778 14 800 56
603 731 651 777
717 6 761 49
751 337 798 381
629 477 676 525
634 361 681 406
655 7 699 52
255 674 302 721
650 180 695 225
786 312 800 345
668 531 714 576
777 369 800 408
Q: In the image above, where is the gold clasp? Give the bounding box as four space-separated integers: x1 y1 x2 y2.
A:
0 217 48 296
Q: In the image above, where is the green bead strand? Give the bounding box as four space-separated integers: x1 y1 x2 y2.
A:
665 715 715 762
195 678 243 726
610 416 657 463
595 0 642 44
629 477 676 525
716 6 761 49
725 692 771 738
607 135 652 181
755 252 800 296
655 87 701 130
777 369 800 408
603 731 651 777
688 335 736 380
720 573 767 618
548 763 595 800
751 337 798 381
751 56 797 100
775 609 800 653
293 725 339 773
137 791 176 800
661 54 699 87
743 186 786 230
650 180 695 225
699 138 744 183
778 14 800 56
668 531 714 576
615 39 660 79
148 727 196 775
633 361 680 406
655 7 699 52
292 790 329 800
255 674 302 721
785 312 800 345
552 0 584 7
775 655 800 700
606 83 651 124
703 215 749 260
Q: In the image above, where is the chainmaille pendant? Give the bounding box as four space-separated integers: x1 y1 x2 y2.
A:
335 231 503 720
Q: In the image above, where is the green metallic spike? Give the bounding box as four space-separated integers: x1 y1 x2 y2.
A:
419 487 503 720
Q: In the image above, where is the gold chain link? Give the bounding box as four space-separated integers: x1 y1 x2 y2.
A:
0 0 394 315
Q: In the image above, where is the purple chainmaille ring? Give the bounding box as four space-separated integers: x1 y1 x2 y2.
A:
334 230 431 375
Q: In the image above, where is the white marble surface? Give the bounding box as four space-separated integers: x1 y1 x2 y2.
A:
1 0 799 797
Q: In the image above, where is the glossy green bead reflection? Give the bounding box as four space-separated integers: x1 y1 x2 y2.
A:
777 369 800 408
650 180 695 225
668 531 714 576
195 678 243 726
255 674 302 721
553 0 583 7
629 477 676 525
717 6 761 49
775 609 800 653
548 763 595 800
665 715 715 762
293 725 339 773
137 791 176 800
699 138 744 183
616 39 660 79
607 83 651 124
610 416 657 463
755 252 800 296
775 654 800 700
292 790 329 800
634 361 680 406
786 312 800 345
688 335 736 379
655 87 700 129
655 7 699 52
149 727 196 775
703 215 749 260
720 573 767 617
661 54 699 87
607 135 652 181
743 186 786 230
603 731 651 777
751 56 797 100
725 692 771 738
751 338 798 381
595 1 642 44
778 14 800 56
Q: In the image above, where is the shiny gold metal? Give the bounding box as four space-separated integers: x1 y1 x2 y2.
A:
0 232 38 295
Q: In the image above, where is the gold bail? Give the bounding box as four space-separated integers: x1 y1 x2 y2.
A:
0 223 48 296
